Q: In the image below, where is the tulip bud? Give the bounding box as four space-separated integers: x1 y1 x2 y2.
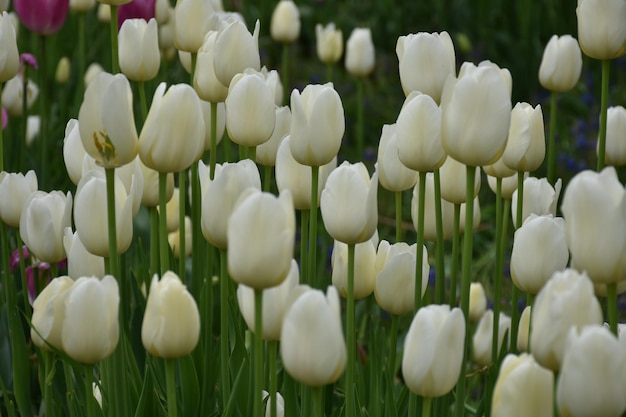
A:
469 282 487 322
538 34 582 93
142 271 200 358
97 4 111 23
173 0 217 53
0 170 37 227
377 124 418 192
63 228 105 279
321 161 378 245
315 23 343 65
84 62 104 87
31 276 74 350
62 276 120 364
70 0 95 13
2 74 39 116
0 12 19 82
517 306 531 352
194 31 229 103
345 27 375 77
280 286 346 387
486 171 526 200
483 156 516 179
511 177 561 228
55 56 70 84
331 239 376 300
119 18 160 82
439 156 481 205
472 310 511 367
256 106 290 167
402 304 465 397
530 269 603 371
492 354 554 417
502 102 545 173
576 0 626 60
270 0 300 43
213 19 261 88
600 106 626 166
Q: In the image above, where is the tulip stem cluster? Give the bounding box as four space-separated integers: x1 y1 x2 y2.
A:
308 166 320 285
165 358 178 417
83 365 98 417
178 169 187 278
607 283 618 334
597 59 610 171
109 5 119 74
219 248 231 406
159 172 170 273
269 341 278 417
450 203 461 307
414 173 426 312
254 289 264 417
312 386 323 417
510 170 526 351
394 191 403 242
433 169 446 304
346 242 356 417
547 91 558 184
210 102 218 180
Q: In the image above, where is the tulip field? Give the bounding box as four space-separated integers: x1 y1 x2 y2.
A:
2 0 626 417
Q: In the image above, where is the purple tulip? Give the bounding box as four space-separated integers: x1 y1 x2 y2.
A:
9 245 29 271
118 0 155 29
14 0 70 35
2 108 7 130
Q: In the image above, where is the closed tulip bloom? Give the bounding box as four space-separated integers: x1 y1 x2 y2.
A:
281 286 346 387
441 61 512 167
439 156 481 205
469 282 487 322
74 170 134 257
97 4 111 22
517 306 531 352
260 66 283 107
237 259 299 341
63 228 104 279
275 135 336 210
161 187 180 233
30 276 74 350
119 18 160 82
538 35 583 92
289 83 345 166
194 31 229 103
321 161 378 245
511 177 561 228
20 190 72 263
492 353 554 417
2 74 39 116
225 69 276 147
168 215 191 259
601 106 626 166
345 27 375 77
213 19 261 88
576 0 626 60
561 167 626 284
396 31 456 102
257 106 290 167
138 158 174 207
377 124 418 192
270 0 300 43
395 91 446 172
332 239 376 300
374 240 428 315
200 159 261 248
84 62 104 87
0 170 37 227
472 310 511 367
530 269 603 371
502 102 545 172
173 0 217 53
402 304 465 397
62 275 119 364
483 155 517 179
411 172 455 241
142 271 200 358
0 12 18 82
315 22 343 64
510 214 568 294
78 72 138 169
228 190 295 289
139 82 205 172
14 0 70 35
55 56 70 84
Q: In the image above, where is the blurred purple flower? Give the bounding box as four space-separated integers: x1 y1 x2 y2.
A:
26 258 67 304
20 53 38 70
14 0 70 35
9 245 29 271
118 0 155 29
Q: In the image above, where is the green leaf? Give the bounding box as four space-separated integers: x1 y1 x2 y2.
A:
179 355 200 417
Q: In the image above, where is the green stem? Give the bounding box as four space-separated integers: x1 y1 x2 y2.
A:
191 162 204 296
388 315 398 392
78 12 86 95
453 164 476 417
326 63 333 83
312 386 323 417
450 203 460 307
281 43 289 106
408 394 417 417
110 5 119 73
165 358 178 417
39 35 49 186
219 248 231 406
394 191 403 243
254 289 264 417
414 173 426 312
268 341 278 417
511 171 525 352
16 231 30 317
547 91 557 185
150 207 159 278
608 283 618 335
492 178 503 364
84 365 97 417
597 59 610 171
138 81 148 125
346 243 356 417
49 262 58 279
159 172 170 273
422 396 432 417
210 102 218 180
356 77 364 158
178 169 187 278
263 164 272 193
433 168 445 304
44 350 56 417
309 166 319 287
300 209 309 285
190 53 197 85
105 168 119 276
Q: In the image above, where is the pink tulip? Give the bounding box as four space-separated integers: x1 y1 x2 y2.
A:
14 0 70 35
118 0 155 29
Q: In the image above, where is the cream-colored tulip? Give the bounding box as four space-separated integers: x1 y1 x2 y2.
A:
345 27 375 77
441 61 512 167
30 276 74 350
213 19 261 88
237 259 299 341
511 176 561 228
483 155 516 179
73 170 134 257
0 170 37 227
2 74 39 116
502 102 545 173
228 190 295 289
561 167 626 284
320 161 378 245
289 82 345 166
486 171 526 200
119 18 160 82
62 275 119 364
84 62 104 87
395 91 446 173
173 0 218 53
472 310 511 367
492 353 554 417
194 31 229 103
280 286 346 387
139 82 205 173
225 69 276 147
601 106 626 166
557 325 626 417
315 23 343 64
257 106 291 167
576 0 626 60
538 34 582 93
200 159 261 249
55 56 70 85
469 282 487 322
63 228 105 279
377 123 418 192
20 191 72 263
270 0 300 43
0 12 19 82
396 31 455 102
411 172 455 241
142 271 200 358
331 239 376 300
78 72 138 169
439 156 481 205
63 119 88 185
138 158 174 208
168 216 192 259
517 306 531 352
97 4 110 23
260 66 283 107
374 240 428 315
402 304 465 397
530 269 603 371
